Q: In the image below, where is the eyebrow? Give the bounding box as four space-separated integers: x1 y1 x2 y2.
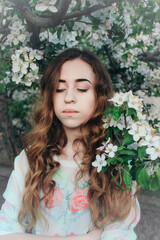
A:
59 78 92 84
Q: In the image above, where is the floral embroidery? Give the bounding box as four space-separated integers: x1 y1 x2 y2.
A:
44 188 64 209
0 216 8 224
107 224 117 230
3 202 14 208
53 233 76 237
69 187 89 212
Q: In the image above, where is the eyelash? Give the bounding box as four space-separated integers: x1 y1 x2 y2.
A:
56 89 65 92
56 89 88 93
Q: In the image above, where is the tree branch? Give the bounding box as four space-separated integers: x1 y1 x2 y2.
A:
64 4 104 20
104 45 117 70
105 0 140 7
8 0 72 28
141 51 160 62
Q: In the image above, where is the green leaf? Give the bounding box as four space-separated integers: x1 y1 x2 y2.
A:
138 146 147 160
118 148 136 156
102 165 108 172
130 166 137 180
156 168 160 186
116 155 133 162
118 146 125 151
157 158 160 163
107 157 116 166
137 168 150 189
127 108 138 121
111 170 126 191
103 106 114 117
124 170 133 190
149 173 160 191
122 134 134 146
105 127 113 139
57 27 62 39
111 107 121 121
113 127 119 134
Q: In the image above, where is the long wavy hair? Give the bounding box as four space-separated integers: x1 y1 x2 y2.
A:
18 48 137 230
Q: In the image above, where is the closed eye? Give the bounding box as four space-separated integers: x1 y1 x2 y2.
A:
77 89 88 92
56 89 65 92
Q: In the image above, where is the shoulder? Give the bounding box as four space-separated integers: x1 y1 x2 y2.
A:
3 150 29 205
13 150 30 192
14 149 29 176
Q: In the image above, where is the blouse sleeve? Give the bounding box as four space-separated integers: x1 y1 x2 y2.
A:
100 198 140 240
0 150 29 236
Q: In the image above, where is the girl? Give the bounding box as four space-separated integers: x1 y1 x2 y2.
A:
0 48 140 239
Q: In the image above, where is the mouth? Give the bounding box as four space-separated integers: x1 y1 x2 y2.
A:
63 109 79 113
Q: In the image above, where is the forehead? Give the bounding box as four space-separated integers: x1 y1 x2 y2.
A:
59 58 95 83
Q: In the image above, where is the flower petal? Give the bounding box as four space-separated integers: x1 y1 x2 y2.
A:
35 3 48 11
92 161 98 167
49 6 58 12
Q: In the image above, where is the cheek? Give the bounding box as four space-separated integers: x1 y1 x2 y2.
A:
86 94 96 113
53 96 60 115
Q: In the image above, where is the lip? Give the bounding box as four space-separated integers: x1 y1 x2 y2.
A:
63 109 79 113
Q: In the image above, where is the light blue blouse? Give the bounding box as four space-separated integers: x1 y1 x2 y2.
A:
0 150 140 239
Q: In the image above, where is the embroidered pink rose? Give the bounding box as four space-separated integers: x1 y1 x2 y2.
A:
0 216 8 224
69 187 89 212
44 188 63 209
53 234 76 237
69 233 76 236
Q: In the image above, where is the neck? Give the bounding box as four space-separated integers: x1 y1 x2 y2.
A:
60 127 85 161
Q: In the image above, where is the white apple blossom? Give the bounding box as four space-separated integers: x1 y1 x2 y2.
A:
149 68 160 86
136 61 150 76
103 115 112 129
139 135 159 147
12 73 23 84
126 116 134 128
39 30 48 41
127 37 138 46
128 92 143 111
146 137 160 160
96 138 111 151
108 92 128 106
35 0 58 13
120 54 137 69
48 31 60 44
73 20 92 34
11 47 43 86
4 16 31 47
148 111 160 131
137 111 147 122
136 32 153 46
152 22 160 42
92 154 107 173
128 122 147 142
109 117 125 130
64 31 78 47
7 30 20 45
145 162 160 176
105 143 118 158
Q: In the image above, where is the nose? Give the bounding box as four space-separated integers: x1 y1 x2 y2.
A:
64 88 76 103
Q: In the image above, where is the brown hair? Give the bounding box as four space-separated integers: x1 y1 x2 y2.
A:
18 48 136 229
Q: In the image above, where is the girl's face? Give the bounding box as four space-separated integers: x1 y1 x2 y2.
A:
53 58 96 133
